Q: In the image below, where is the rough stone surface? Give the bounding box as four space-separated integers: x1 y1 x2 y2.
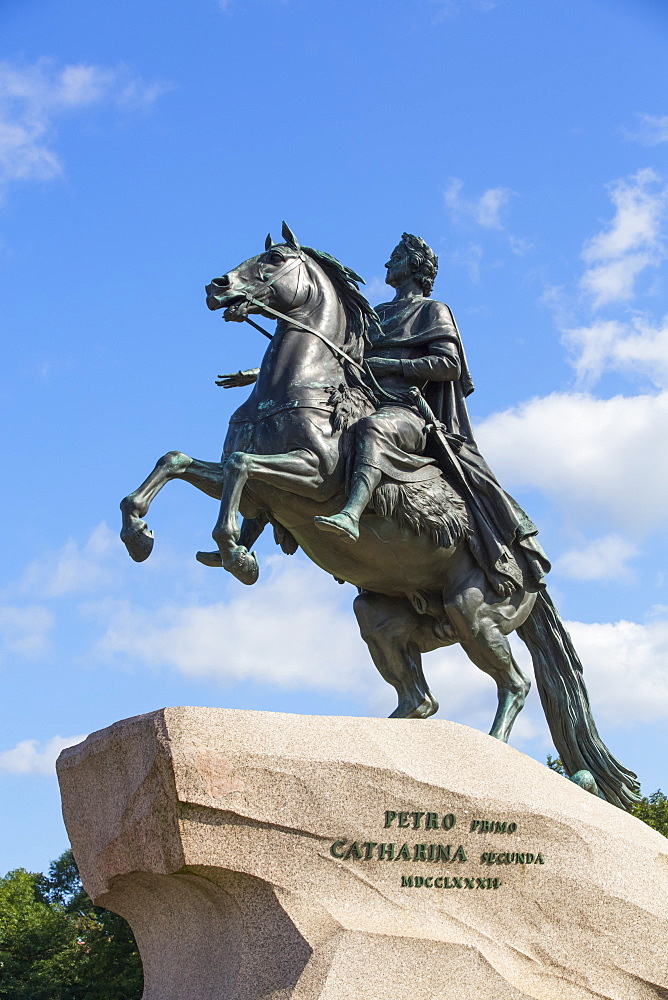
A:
57 708 668 1000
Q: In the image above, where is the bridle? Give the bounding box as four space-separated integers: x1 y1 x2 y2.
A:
225 247 406 408
233 249 368 375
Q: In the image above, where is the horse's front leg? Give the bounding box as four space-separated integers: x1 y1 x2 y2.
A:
212 448 320 584
120 451 223 561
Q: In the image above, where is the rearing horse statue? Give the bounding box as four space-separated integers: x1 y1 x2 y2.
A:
120 224 640 811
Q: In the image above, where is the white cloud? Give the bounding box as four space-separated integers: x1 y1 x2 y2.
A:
445 177 514 230
625 113 668 146
19 522 121 598
96 557 374 692
579 168 668 308
476 390 668 532
0 58 169 196
0 604 53 658
444 178 528 256
0 734 86 776
554 535 638 581
565 618 668 726
563 314 668 388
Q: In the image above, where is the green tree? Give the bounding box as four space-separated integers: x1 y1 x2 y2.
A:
546 756 667 838
632 790 668 837
546 754 566 776
0 851 143 999
0 867 80 999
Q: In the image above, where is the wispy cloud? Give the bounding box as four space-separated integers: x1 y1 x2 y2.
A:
444 177 529 256
541 169 668 387
563 314 668 388
579 168 667 308
0 734 86 776
0 58 170 199
445 177 514 230
18 523 122 599
554 535 638 582
624 113 668 146
0 604 53 659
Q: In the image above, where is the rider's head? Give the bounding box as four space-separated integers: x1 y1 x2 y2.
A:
387 234 438 297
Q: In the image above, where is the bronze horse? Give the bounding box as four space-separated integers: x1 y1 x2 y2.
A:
120 226 640 811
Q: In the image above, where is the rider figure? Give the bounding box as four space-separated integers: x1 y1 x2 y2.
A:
314 233 550 595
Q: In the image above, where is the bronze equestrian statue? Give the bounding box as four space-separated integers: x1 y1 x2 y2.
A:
120 224 640 811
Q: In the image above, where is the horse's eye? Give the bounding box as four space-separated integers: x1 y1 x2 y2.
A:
269 251 283 264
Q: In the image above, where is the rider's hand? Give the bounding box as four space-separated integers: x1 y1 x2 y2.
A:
215 368 260 388
366 357 402 375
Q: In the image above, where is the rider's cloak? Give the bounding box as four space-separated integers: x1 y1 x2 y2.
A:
368 297 550 589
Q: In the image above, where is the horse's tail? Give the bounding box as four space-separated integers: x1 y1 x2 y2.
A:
517 590 641 811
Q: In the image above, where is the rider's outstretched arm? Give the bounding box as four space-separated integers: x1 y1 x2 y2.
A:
215 368 260 388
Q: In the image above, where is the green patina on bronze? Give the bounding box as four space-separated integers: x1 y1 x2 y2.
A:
120 223 641 812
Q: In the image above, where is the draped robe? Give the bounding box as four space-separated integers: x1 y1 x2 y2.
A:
360 295 550 590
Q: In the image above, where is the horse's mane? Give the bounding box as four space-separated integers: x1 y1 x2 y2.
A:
301 245 379 365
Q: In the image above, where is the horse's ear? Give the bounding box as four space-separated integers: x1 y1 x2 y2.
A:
265 233 274 250
281 221 300 249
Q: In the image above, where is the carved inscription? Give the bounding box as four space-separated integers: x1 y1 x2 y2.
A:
328 809 547 889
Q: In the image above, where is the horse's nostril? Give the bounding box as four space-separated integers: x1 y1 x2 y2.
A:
212 274 231 288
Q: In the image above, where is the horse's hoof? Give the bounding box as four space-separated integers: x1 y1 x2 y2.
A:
196 550 223 567
225 547 259 586
389 695 438 720
120 519 154 562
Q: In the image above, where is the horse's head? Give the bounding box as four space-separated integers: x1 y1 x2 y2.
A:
206 222 314 323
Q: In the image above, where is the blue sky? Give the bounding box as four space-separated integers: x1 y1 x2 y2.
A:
2 0 668 873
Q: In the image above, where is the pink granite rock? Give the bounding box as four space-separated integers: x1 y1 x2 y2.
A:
57 708 668 1000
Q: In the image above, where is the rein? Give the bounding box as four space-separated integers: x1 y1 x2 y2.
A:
240 282 367 376
236 250 387 391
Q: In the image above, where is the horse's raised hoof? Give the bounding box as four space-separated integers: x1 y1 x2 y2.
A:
196 550 222 567
313 512 359 544
224 546 259 586
120 518 154 562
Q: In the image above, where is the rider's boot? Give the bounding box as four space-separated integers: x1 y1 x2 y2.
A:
314 465 381 543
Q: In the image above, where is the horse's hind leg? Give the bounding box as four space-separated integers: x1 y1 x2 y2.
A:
120 451 224 561
445 585 532 743
353 592 440 720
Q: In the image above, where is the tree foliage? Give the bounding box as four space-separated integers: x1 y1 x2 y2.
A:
546 754 567 776
0 850 142 999
632 789 668 837
546 755 667 838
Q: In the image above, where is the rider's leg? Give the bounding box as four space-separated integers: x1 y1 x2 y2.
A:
121 452 224 562
313 464 381 543
354 591 441 719
314 406 428 543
